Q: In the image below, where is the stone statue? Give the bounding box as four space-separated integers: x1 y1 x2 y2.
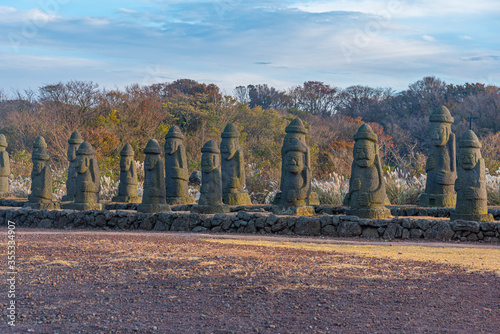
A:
164 126 195 205
272 139 314 216
344 124 391 219
25 136 59 209
137 139 171 213
221 123 252 205
273 118 319 205
450 130 494 222
62 131 84 201
191 140 229 213
112 143 140 203
420 106 457 207
64 141 102 210
0 134 10 198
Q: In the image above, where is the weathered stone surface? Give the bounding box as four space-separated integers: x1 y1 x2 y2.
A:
0 134 10 198
191 205 230 214
410 229 423 239
112 143 140 203
424 221 454 240
272 206 315 216
383 223 399 239
62 131 83 201
273 118 319 205
362 227 380 238
26 136 55 207
452 220 480 233
337 221 362 237
64 141 103 211
137 139 171 213
164 126 196 205
294 217 321 236
450 130 494 222
420 106 457 207
344 125 390 219
221 123 251 205
189 170 201 186
198 140 223 205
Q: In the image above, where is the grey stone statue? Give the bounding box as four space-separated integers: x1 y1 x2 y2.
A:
191 140 229 214
0 134 10 198
450 130 494 222
112 143 140 203
164 126 195 205
272 139 315 216
344 124 391 219
64 141 102 210
273 118 319 205
137 139 171 213
221 123 252 205
25 136 59 209
62 131 84 201
420 106 457 207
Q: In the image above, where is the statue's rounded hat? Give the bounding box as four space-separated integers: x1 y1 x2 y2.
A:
143 139 161 154
68 131 84 144
459 130 482 148
165 126 185 140
285 138 307 154
120 143 134 156
33 147 50 161
0 134 7 148
76 141 96 155
33 136 47 149
430 106 454 123
285 118 308 134
354 124 378 143
221 123 240 138
201 140 220 154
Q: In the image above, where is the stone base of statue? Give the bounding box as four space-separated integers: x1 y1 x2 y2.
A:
0 192 11 199
223 192 252 206
63 203 103 211
348 207 391 219
420 193 456 207
112 195 141 203
272 205 315 216
24 202 60 210
166 196 196 205
61 195 74 202
272 192 319 206
137 203 171 213
191 205 230 214
450 213 494 222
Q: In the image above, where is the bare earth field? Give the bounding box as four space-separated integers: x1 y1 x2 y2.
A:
1 229 500 333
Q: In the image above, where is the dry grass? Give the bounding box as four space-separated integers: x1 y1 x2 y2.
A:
204 238 500 276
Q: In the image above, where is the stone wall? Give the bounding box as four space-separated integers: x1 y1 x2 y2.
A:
1 207 499 243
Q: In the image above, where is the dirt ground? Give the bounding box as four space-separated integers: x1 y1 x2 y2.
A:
1 229 500 333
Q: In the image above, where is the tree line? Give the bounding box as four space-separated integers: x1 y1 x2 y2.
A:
0 76 499 192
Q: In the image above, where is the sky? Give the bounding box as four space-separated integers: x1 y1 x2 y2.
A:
0 0 499 95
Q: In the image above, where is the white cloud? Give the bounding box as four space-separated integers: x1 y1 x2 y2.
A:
422 35 436 42
0 6 59 24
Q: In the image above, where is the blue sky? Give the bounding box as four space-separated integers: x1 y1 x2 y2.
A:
1 0 499 95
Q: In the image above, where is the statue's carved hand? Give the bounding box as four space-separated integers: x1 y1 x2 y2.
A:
436 171 447 184
287 190 297 202
229 178 239 188
351 178 361 191
426 157 435 171
358 192 369 206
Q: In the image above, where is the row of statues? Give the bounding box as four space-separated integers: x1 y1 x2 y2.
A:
0 107 495 222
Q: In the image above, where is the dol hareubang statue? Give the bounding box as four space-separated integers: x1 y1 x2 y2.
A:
420 106 457 207
221 123 251 205
191 140 229 214
450 130 493 222
273 118 319 206
25 136 59 209
344 124 391 219
62 131 84 201
164 126 195 205
137 139 171 213
64 141 102 210
112 143 140 203
0 134 10 198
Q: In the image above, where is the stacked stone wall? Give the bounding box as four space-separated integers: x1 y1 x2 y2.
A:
1 207 499 243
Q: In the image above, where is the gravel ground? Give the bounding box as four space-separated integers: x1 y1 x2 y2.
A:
1 229 499 333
